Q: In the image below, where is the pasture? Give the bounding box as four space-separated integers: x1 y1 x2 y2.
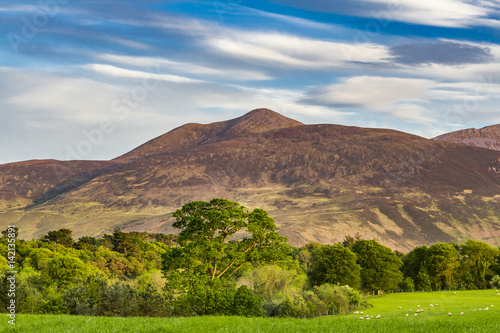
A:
2 290 499 332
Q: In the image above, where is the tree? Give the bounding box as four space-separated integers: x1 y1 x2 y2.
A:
401 246 429 290
426 243 460 290
308 244 361 289
162 199 288 294
43 253 93 288
351 240 403 292
41 229 75 247
459 240 499 289
240 265 307 301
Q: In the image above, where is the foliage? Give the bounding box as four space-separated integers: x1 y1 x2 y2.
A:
41 229 75 247
162 199 288 294
351 240 403 292
308 243 361 288
426 243 460 290
239 265 307 301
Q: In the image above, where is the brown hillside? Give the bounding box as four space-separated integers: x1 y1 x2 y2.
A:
1 109 500 251
434 124 500 151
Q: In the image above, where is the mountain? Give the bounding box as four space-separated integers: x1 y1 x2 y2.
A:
434 124 500 151
1 109 500 251
115 108 303 162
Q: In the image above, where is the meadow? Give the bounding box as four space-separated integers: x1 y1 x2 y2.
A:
2 290 499 333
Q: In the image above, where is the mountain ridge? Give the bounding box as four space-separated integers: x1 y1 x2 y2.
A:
1 109 500 251
434 124 500 151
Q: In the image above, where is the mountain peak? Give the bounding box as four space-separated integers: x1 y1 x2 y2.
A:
227 108 303 134
433 123 500 151
115 108 303 162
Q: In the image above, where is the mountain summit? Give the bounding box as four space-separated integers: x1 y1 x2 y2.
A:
434 124 500 151
116 108 302 162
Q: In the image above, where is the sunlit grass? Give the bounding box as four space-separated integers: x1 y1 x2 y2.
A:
2 290 499 332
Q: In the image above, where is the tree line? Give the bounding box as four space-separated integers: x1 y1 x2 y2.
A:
1 198 499 318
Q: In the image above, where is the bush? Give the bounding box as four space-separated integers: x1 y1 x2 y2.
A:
102 281 138 317
400 277 415 292
313 284 361 314
64 274 108 316
233 285 264 317
490 275 500 289
136 282 172 317
173 279 264 316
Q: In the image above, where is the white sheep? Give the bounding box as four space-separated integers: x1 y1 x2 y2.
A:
360 317 364 320
376 315 381 319
453 292 456 295
448 312 452 316
430 304 434 307
354 311 359 314
417 305 420 308
414 313 418 316
460 312 464 315
406 314 409 317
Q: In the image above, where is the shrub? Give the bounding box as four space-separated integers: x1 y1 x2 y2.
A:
490 275 500 289
64 274 108 316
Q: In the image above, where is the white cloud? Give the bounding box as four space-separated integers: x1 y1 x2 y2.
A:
304 76 436 108
207 31 391 68
97 54 272 81
364 0 499 28
82 64 203 83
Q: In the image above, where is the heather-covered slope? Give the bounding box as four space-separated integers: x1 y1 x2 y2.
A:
434 124 500 152
1 109 500 250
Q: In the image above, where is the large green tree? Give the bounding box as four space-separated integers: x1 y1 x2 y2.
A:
351 240 403 292
426 243 460 290
459 240 499 289
162 199 288 294
308 243 361 289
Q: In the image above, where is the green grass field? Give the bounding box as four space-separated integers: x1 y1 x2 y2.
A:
2 290 500 332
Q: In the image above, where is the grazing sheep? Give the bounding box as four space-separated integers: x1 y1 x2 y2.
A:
360 317 364 320
360 312 363 314
430 304 434 307
376 315 381 319
448 313 452 316
453 292 456 295
354 311 359 314
460 312 464 315
399 306 402 309
486 307 489 310
406 314 409 317
417 305 420 308
414 313 418 316
366 318 371 320
435 304 438 306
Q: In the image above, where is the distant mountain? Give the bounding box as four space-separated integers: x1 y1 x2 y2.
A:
1 109 500 251
434 124 500 151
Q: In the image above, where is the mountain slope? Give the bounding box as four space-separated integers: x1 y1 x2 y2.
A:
434 124 500 151
1 109 500 251
115 108 303 162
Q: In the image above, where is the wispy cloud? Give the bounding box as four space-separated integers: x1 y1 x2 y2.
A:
82 64 203 84
207 31 391 68
97 54 272 81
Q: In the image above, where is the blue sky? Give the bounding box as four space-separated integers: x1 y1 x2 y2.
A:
1 0 499 164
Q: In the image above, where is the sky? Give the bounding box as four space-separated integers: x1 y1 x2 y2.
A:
0 0 499 164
